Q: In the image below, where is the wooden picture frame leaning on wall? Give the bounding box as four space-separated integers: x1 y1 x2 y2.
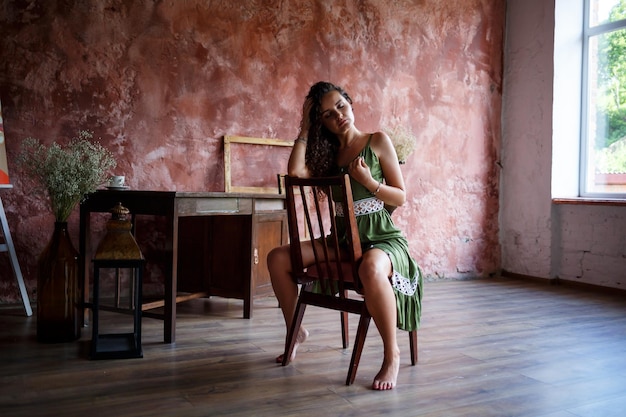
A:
223 135 294 194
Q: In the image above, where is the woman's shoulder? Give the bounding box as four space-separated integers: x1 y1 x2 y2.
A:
368 131 395 153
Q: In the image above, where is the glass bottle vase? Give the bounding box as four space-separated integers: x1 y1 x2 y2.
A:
37 221 81 343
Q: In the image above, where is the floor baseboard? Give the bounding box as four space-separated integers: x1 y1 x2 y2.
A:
501 269 626 297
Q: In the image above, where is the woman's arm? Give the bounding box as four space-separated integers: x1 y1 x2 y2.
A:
287 137 310 178
348 131 406 207
287 99 313 178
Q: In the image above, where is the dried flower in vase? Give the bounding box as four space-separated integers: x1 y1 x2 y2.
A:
16 130 116 222
385 125 417 164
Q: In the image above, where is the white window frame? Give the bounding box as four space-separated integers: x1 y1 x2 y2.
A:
553 0 584 199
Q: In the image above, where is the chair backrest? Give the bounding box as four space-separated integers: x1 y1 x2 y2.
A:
284 175 363 295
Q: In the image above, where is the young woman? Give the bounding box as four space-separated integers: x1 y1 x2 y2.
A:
267 81 423 390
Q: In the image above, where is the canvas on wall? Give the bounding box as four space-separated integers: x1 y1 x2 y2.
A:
0 100 9 184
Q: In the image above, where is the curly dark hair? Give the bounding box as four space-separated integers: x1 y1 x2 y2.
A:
304 81 353 177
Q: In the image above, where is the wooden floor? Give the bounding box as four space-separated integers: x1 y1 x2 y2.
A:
1 277 625 417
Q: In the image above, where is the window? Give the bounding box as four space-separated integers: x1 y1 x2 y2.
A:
582 0 626 197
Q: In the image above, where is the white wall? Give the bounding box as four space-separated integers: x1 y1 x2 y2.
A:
501 0 626 290
501 0 555 279
553 203 626 288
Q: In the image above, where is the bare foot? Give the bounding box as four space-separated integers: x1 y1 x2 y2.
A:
276 327 309 363
372 353 400 390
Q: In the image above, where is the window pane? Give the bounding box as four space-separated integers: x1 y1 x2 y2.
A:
585 28 626 194
590 0 624 27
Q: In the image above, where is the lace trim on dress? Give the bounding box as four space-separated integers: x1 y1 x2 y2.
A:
335 197 384 217
390 270 419 296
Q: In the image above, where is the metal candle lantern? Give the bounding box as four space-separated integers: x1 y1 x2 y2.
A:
90 202 145 359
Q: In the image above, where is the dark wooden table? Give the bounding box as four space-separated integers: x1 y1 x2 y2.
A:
79 189 287 343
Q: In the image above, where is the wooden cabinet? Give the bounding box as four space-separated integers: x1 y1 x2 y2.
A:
177 210 287 318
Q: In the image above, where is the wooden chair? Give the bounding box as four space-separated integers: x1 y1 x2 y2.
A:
281 174 417 385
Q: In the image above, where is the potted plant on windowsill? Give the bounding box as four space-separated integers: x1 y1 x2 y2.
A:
17 130 116 343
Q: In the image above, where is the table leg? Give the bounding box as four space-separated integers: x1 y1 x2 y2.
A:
79 207 90 327
164 212 177 343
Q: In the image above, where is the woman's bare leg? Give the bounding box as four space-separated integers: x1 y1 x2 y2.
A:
359 249 400 390
267 244 308 362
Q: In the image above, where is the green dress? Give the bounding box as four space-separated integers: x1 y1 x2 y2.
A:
332 136 423 331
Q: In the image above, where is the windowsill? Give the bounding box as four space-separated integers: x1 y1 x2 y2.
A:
553 197 626 206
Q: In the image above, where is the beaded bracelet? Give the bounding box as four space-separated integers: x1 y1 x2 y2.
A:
373 181 381 194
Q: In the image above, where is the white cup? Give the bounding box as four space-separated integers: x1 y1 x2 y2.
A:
109 175 125 187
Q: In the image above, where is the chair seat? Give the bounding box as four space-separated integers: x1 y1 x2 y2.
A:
305 262 356 282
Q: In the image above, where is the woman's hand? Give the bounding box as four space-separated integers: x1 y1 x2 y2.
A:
348 157 377 191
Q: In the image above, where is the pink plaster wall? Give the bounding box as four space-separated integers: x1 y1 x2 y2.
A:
0 0 505 303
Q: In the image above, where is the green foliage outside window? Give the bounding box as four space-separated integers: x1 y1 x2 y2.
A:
595 0 626 173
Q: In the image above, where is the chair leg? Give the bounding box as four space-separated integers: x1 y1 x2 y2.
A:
340 311 349 349
409 330 418 366
340 289 349 348
282 299 307 366
345 312 371 385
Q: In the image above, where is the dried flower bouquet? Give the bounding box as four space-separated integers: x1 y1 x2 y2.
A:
385 125 417 164
17 130 116 222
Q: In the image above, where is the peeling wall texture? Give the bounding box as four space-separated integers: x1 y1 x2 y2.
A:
0 0 505 303
553 204 626 288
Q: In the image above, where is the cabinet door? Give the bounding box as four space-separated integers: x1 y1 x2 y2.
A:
208 215 252 298
177 215 252 298
252 211 287 297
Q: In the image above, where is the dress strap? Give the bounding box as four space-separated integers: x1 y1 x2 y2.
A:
363 133 373 153
356 133 374 159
